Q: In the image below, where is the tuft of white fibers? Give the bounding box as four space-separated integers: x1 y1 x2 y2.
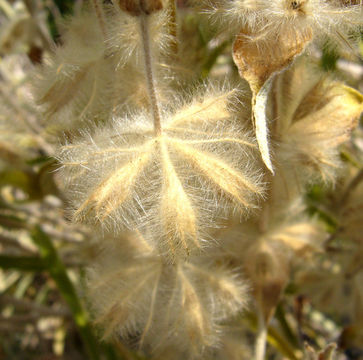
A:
86 231 249 358
269 58 363 186
33 2 177 132
106 2 173 68
58 83 265 259
200 0 362 52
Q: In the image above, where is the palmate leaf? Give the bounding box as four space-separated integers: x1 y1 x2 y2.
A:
59 85 264 259
160 141 199 255
87 232 248 357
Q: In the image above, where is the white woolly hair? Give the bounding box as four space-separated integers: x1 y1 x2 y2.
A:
270 58 363 186
86 231 249 358
105 2 173 68
58 82 265 260
200 0 362 51
212 199 326 292
32 8 114 130
32 2 177 134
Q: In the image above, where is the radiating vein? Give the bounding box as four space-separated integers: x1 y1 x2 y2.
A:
74 150 151 220
160 141 199 254
170 139 261 208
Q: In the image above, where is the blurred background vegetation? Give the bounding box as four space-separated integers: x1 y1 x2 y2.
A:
0 1 362 359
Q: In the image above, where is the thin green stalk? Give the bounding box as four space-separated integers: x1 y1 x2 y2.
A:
0 255 46 271
31 226 101 360
201 40 230 79
275 303 300 348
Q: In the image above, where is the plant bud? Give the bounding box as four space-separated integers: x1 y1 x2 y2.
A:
117 0 163 16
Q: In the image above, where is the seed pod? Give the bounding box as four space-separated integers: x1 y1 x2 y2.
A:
117 0 163 16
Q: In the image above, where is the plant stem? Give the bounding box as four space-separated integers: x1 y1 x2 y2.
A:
166 0 178 54
243 311 300 360
31 226 101 360
255 304 267 360
140 15 162 136
275 303 300 348
0 255 47 271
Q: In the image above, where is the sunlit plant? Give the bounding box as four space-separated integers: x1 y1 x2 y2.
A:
27 0 363 359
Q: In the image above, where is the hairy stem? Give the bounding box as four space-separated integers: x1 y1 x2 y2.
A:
166 0 178 54
140 15 162 136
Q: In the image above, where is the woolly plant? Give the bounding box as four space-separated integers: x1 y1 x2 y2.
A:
32 0 363 359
